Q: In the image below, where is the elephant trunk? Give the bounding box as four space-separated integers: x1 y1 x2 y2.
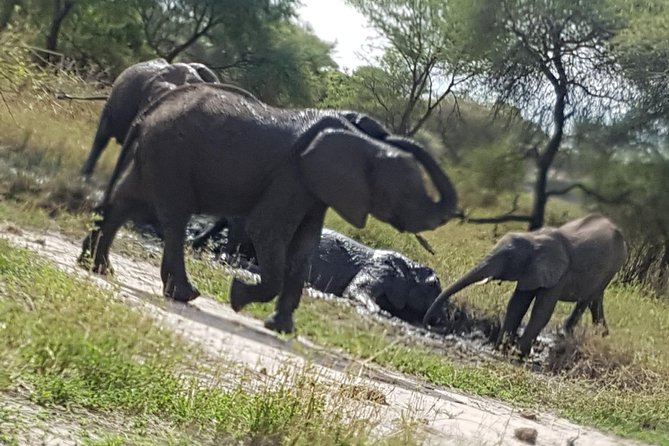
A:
385 136 458 223
422 259 498 326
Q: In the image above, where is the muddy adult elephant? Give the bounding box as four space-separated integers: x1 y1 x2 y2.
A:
79 83 459 334
423 214 626 356
80 58 220 177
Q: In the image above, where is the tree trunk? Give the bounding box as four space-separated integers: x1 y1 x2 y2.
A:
528 86 567 230
45 0 74 53
0 0 20 32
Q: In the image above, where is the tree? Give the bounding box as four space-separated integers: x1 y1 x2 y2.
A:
0 0 20 31
574 122 669 295
462 0 627 229
230 22 336 107
133 0 295 63
347 0 472 136
45 0 74 52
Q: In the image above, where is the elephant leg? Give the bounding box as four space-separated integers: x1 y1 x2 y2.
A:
562 300 589 336
496 287 535 350
81 110 112 177
191 217 228 250
78 170 145 274
589 292 609 336
264 209 325 333
229 227 287 312
159 211 199 302
229 245 285 312
517 291 559 357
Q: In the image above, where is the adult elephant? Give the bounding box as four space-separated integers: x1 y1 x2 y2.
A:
79 83 459 334
189 109 427 250
80 58 220 177
423 214 626 357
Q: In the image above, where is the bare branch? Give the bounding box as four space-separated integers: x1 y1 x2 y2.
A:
0 91 16 124
546 183 630 204
56 93 108 101
460 195 533 225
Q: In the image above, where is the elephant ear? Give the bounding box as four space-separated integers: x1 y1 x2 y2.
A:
377 256 411 309
145 81 176 104
189 63 219 83
343 265 409 312
300 129 374 228
517 233 569 291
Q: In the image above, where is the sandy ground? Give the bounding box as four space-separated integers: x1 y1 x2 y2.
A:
0 226 647 446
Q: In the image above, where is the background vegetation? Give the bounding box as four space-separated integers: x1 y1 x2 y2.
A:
1 0 669 444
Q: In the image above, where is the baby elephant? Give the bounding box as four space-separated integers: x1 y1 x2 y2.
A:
423 214 626 356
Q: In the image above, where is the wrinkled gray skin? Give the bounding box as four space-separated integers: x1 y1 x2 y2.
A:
79 83 459 334
310 229 442 322
80 58 220 177
208 224 441 322
423 214 626 357
189 109 412 250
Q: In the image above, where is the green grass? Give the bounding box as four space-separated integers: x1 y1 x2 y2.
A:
2 62 669 444
0 240 419 445
185 223 669 443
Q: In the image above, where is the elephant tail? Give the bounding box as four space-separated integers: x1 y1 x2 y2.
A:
100 120 141 209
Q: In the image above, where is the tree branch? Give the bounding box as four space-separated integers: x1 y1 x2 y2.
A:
56 93 108 101
546 183 630 204
460 195 533 225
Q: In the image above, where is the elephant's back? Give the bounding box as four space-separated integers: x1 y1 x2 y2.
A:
106 59 170 133
140 83 307 144
308 229 373 295
561 214 627 279
133 83 326 215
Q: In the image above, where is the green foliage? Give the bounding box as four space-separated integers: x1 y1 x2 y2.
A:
453 139 526 209
614 0 669 127
460 0 625 121
590 154 669 294
346 0 470 135
231 22 336 107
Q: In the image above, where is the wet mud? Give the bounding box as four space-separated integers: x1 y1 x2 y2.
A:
132 218 563 372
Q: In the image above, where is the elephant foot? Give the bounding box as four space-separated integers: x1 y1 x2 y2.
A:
190 234 209 251
78 241 113 276
516 337 533 359
164 277 200 302
264 311 294 334
230 279 274 312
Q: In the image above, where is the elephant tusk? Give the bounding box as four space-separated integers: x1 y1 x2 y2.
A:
474 277 492 285
415 234 436 255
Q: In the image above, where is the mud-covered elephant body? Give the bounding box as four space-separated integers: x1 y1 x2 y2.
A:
205 224 441 322
80 83 458 333
424 214 626 356
81 58 220 177
309 229 441 322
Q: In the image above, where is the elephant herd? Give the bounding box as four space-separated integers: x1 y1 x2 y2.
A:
77 59 627 357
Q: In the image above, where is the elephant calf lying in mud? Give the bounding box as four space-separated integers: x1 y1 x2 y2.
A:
79 83 459 334
423 214 626 357
195 222 442 323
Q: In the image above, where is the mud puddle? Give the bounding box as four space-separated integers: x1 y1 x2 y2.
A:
131 219 561 372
